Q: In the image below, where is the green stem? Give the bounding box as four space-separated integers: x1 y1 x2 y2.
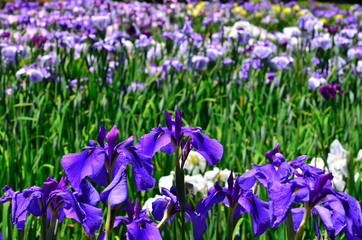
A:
47 210 57 240
295 203 311 240
174 146 186 240
40 213 47 240
105 202 115 240
286 210 295 240
227 205 235 240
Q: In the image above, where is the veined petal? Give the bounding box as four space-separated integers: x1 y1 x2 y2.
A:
183 131 223 166
137 129 172 157
122 147 155 191
268 182 309 228
126 221 162 240
61 147 107 189
238 194 270 236
80 203 103 235
291 207 305 231
100 166 128 209
78 179 100 207
152 197 170 221
237 168 257 190
185 209 207 240
314 204 345 238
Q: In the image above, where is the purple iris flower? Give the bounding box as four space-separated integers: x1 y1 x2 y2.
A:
271 54 294 70
91 15 111 30
152 186 206 240
319 83 344 99
1 45 27 63
55 179 103 235
181 21 193 35
269 170 362 239
198 171 270 237
334 191 362 239
98 199 162 240
311 34 332 50
252 45 273 59
190 55 209 70
136 109 223 166
135 34 153 50
0 176 68 230
347 46 362 60
61 125 155 191
308 75 327 90
237 143 308 190
162 58 183 72
0 185 39 229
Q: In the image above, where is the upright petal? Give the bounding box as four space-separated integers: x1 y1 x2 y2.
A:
265 143 280 163
106 125 118 160
164 110 173 132
97 126 107 148
100 166 128 209
174 109 182 142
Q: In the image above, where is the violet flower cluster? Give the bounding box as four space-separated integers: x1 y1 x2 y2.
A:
2 0 361 101
1 109 361 240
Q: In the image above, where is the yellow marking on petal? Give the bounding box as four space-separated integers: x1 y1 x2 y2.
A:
87 149 94 156
157 132 164 139
293 187 300 194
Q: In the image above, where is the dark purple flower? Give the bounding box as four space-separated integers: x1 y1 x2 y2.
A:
56 179 103 235
61 125 155 191
98 199 162 240
190 55 209 70
197 171 270 237
319 83 344 99
152 186 206 240
136 109 223 166
0 176 68 230
237 143 308 189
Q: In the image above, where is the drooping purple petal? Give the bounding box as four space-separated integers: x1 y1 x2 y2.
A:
238 194 270 237
136 127 173 157
183 130 223 166
121 147 155 191
61 147 107 189
268 181 310 228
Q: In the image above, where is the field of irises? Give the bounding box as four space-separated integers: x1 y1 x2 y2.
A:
0 0 362 239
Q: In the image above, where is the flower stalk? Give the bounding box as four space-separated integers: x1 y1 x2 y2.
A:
295 202 311 240
173 143 186 240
